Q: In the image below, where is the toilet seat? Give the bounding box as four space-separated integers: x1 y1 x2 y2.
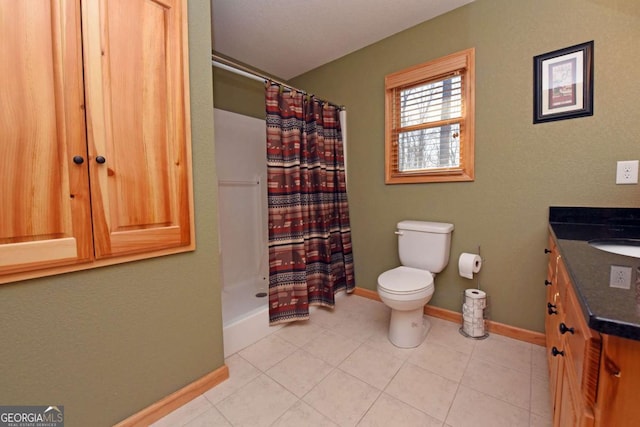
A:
378 266 434 295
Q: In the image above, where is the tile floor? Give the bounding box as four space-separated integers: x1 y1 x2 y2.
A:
151 295 552 427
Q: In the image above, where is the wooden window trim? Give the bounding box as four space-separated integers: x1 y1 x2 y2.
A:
385 48 475 184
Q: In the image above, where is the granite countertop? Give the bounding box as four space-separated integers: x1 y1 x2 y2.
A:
550 207 640 341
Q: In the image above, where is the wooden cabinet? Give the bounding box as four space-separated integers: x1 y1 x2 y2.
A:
545 236 598 427
0 0 193 283
0 1 92 275
545 238 563 408
546 233 640 426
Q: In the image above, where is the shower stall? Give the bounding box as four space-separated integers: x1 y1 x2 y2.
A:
214 108 282 357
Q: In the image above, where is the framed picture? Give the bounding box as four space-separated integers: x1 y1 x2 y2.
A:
533 41 594 124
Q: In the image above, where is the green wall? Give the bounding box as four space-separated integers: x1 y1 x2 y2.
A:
213 68 265 119
0 2 223 426
215 0 640 332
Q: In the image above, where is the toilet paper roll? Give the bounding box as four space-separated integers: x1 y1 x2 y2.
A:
464 298 485 309
463 310 484 321
465 288 486 299
463 318 485 337
459 253 482 279
465 289 487 308
462 303 484 317
463 315 483 325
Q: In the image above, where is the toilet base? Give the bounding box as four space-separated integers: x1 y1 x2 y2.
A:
388 307 431 348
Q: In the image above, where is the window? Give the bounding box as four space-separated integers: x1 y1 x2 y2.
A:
385 48 475 184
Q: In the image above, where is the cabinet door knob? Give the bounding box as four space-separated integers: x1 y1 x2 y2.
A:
547 302 557 309
96 156 106 164
548 305 558 315
551 346 565 357
545 280 552 286
73 155 84 165
545 248 552 254
559 323 575 335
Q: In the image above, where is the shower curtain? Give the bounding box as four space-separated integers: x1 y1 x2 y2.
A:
266 82 355 325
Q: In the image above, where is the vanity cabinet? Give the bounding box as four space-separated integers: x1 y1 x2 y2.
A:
0 0 193 283
545 237 598 427
546 234 640 426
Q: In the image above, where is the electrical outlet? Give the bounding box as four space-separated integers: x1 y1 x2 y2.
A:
616 160 639 184
610 265 632 289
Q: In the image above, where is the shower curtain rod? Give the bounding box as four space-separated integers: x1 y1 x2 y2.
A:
211 53 345 111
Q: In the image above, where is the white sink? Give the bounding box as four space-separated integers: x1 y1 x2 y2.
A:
589 239 640 258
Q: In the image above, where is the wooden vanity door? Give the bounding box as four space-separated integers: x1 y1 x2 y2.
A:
81 0 192 258
0 1 93 278
596 334 640 426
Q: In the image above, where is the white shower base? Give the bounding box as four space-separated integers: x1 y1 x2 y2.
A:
222 278 282 358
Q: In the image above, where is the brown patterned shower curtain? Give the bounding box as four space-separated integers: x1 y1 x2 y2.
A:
265 82 355 325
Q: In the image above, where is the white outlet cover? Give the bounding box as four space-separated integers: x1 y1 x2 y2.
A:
616 160 639 184
609 265 632 289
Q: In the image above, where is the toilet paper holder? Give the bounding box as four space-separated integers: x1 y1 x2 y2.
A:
458 245 485 284
457 245 489 339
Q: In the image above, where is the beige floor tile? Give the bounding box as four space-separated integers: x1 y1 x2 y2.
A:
303 369 380 427
385 362 459 421
308 305 351 329
529 411 553 427
215 374 297 427
344 297 390 322
339 343 405 390
461 358 531 410
445 385 530 427
303 329 361 366
530 374 552 418
203 354 261 404
473 333 532 374
531 344 549 379
275 321 326 347
272 401 338 427
328 310 385 343
238 334 299 371
266 348 334 397
425 319 477 355
364 324 418 360
358 393 444 427
409 340 471 382
150 395 212 427
184 407 231 427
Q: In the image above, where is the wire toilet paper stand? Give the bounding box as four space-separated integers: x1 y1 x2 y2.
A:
459 247 490 340
459 289 490 340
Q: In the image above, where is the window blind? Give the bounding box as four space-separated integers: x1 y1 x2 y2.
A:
392 74 464 172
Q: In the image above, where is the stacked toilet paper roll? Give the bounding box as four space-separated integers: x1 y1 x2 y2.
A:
462 289 487 337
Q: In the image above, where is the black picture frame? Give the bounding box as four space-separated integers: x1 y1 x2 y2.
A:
533 41 594 124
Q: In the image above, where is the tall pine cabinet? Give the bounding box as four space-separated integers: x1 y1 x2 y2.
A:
0 0 193 283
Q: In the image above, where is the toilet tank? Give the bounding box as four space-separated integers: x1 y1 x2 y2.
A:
397 220 454 273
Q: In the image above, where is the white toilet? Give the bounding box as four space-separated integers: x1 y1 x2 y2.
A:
377 220 454 348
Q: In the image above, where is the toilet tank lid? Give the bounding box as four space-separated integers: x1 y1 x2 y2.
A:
397 220 454 234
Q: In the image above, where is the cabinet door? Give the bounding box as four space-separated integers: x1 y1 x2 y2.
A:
81 0 193 258
556 363 578 427
597 335 640 426
0 1 92 279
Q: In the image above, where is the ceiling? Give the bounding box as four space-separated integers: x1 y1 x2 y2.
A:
211 0 475 79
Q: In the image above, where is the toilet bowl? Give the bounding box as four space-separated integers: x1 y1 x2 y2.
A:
377 220 454 349
378 266 434 348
